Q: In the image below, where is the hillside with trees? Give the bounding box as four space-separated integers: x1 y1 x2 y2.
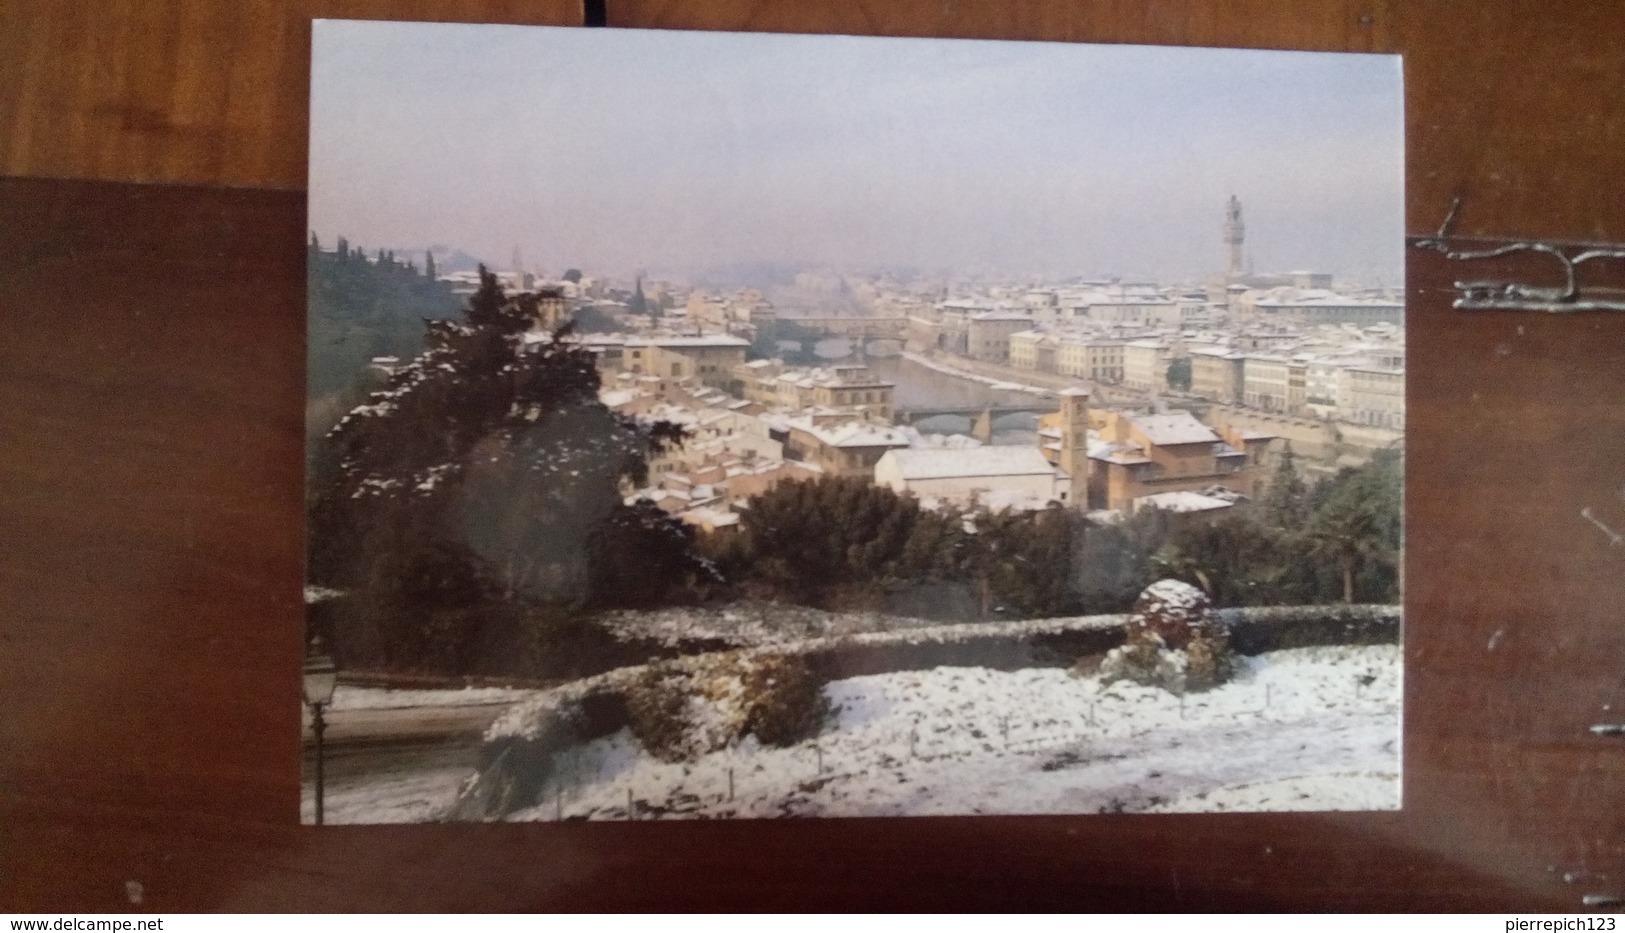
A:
306 236 465 442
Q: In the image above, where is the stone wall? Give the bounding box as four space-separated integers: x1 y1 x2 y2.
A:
448 602 1400 821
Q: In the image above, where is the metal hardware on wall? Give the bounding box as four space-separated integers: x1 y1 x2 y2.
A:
1412 196 1625 312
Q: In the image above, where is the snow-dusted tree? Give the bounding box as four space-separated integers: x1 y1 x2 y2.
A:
309 267 710 672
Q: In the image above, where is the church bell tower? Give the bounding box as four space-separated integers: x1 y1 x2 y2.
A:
1223 195 1245 283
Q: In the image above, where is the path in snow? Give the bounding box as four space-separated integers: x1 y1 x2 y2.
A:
302 745 476 824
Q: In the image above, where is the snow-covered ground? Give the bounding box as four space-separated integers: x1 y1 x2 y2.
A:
302 759 474 824
502 644 1400 821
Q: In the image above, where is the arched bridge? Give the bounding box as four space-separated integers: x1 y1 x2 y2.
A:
894 403 1057 442
894 403 1055 424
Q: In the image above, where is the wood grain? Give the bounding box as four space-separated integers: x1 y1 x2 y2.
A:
4 0 1625 245
3 0 1625 913
0 0 583 189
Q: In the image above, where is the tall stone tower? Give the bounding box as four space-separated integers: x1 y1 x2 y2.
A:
1057 388 1092 507
1223 195 1245 282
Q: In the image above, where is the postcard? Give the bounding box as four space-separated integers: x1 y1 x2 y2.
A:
303 21 1404 823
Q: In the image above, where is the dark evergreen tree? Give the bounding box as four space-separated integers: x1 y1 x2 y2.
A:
969 506 1075 618
562 268 583 283
1071 508 1170 613
570 304 621 333
1304 448 1402 603
1263 442 1309 530
309 267 710 673
424 250 436 282
719 477 964 608
1150 511 1290 607
629 276 649 317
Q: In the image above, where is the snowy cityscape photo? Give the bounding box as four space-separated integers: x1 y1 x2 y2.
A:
303 22 1405 823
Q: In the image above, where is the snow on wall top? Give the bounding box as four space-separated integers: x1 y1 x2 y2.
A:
482 600 1402 749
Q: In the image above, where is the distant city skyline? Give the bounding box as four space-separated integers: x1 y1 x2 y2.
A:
310 22 1405 286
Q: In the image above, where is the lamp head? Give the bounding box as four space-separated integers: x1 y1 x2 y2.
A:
302 636 337 708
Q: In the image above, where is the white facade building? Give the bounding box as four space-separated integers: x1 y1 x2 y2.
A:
874 447 1069 509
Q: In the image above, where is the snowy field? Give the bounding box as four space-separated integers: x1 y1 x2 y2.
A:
500 644 1400 820
308 644 1399 821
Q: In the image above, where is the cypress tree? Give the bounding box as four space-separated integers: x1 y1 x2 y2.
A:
1263 443 1309 530
629 276 649 317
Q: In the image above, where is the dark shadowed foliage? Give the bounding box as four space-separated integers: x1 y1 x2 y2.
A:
308 267 712 676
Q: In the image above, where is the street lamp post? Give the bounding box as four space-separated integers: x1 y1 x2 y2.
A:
302 637 337 825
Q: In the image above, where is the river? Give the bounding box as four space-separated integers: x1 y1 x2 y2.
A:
808 338 1047 446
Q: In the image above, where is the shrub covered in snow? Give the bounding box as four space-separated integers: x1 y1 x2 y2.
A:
625 651 829 761
1098 580 1238 693
1131 579 1219 649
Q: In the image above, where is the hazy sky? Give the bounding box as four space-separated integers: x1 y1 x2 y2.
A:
310 22 1404 284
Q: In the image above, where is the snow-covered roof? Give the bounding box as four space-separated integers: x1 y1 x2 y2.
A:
598 388 640 408
1127 411 1221 446
880 446 1059 481
1089 437 1148 463
784 416 911 449
900 426 983 450
1134 491 1235 513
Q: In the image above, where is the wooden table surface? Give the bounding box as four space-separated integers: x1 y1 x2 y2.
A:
3 0 1624 913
